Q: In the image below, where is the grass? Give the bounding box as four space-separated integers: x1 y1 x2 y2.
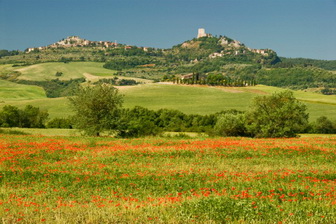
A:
0 135 335 223
1 61 336 120
245 85 336 120
1 83 336 120
121 84 336 120
0 127 79 136
15 62 117 81
0 97 73 118
0 64 16 73
0 79 46 101
120 84 257 114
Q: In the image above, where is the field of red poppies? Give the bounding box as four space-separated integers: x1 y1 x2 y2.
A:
0 134 335 223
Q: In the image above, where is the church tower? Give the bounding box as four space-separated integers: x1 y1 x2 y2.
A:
197 28 206 38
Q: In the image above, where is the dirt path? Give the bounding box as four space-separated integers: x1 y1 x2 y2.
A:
83 73 100 82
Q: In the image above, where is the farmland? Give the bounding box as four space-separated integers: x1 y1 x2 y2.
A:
2 82 336 121
0 134 335 223
0 80 46 101
1 62 336 121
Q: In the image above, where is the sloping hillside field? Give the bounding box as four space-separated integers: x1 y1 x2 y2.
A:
14 62 115 81
0 80 46 101
0 135 335 223
1 83 336 121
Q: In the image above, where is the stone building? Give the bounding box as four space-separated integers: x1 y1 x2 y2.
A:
197 28 207 38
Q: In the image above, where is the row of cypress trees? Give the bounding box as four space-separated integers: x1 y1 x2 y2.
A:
172 73 256 87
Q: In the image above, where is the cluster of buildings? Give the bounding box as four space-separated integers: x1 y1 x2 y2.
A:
196 28 270 58
26 29 272 59
26 36 127 53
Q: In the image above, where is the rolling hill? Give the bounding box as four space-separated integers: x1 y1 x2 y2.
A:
1 63 335 121
0 32 335 123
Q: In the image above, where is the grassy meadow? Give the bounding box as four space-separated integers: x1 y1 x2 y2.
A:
13 62 152 83
1 61 336 223
1 83 336 121
0 80 46 101
0 134 335 223
14 62 115 81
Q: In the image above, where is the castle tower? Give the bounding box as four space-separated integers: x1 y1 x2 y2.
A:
197 28 206 38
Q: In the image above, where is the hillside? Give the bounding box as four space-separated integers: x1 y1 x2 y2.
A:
0 31 336 123
1 79 336 121
1 31 335 94
0 79 46 100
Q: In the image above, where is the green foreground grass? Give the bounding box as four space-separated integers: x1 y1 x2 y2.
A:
3 127 336 138
0 134 335 223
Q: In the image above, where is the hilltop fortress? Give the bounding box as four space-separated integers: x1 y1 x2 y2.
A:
197 28 213 38
194 28 271 58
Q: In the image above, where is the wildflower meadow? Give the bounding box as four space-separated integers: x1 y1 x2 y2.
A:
0 135 335 223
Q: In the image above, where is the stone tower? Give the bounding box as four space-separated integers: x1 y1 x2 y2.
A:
197 28 206 38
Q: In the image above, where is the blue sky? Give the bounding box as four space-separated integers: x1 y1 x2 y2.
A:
1 0 335 60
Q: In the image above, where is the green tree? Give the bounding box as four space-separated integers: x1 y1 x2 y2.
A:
311 116 336 134
214 113 247 137
21 105 49 128
117 106 161 137
0 105 48 128
47 118 73 129
245 91 308 138
68 84 123 136
0 105 21 127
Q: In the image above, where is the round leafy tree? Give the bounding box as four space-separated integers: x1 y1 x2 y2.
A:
245 91 308 138
69 84 123 136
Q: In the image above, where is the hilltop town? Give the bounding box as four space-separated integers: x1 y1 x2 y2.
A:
1 28 335 95
26 36 133 53
25 29 272 59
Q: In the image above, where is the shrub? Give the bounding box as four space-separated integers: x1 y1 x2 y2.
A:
47 118 73 129
214 113 247 137
245 91 308 138
310 116 336 134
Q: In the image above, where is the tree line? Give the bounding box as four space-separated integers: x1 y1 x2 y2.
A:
66 84 336 137
256 67 335 90
94 78 139 86
1 86 336 136
277 57 336 71
16 78 86 98
103 57 156 71
0 105 48 128
169 73 256 87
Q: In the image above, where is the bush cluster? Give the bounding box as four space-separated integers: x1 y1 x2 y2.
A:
0 105 48 128
94 78 139 86
103 57 154 71
117 107 217 137
67 85 315 138
3 87 335 138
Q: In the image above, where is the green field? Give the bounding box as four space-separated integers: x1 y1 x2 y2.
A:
1 83 336 121
14 62 116 81
7 62 151 84
1 62 336 121
0 79 46 101
121 84 257 114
